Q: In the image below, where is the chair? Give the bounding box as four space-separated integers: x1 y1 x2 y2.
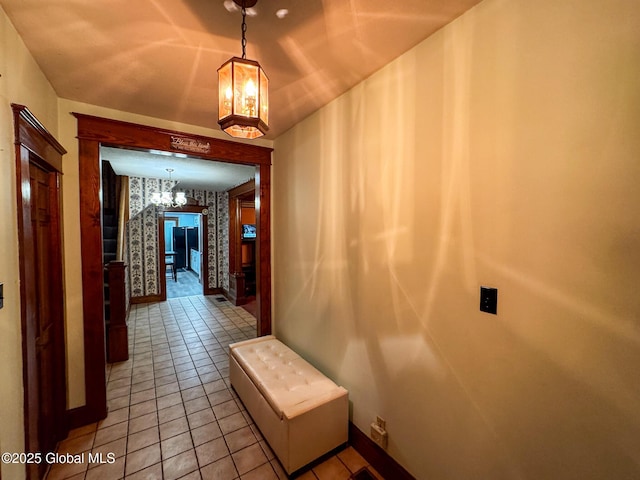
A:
166 255 177 282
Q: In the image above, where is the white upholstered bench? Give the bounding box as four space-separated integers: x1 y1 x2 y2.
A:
229 335 348 474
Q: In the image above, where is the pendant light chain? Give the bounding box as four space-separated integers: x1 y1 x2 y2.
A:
241 4 247 59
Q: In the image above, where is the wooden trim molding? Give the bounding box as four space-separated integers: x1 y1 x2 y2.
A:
255 163 271 335
228 178 256 197
74 113 272 165
12 104 66 167
130 294 165 305
72 113 273 425
78 137 109 423
12 104 67 480
67 406 93 430
349 423 416 480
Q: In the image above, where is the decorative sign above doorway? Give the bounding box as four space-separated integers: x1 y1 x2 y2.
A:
170 135 211 154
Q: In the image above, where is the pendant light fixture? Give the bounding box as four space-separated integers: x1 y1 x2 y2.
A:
218 0 269 139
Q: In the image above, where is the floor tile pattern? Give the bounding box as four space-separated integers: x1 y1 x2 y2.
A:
45 295 383 480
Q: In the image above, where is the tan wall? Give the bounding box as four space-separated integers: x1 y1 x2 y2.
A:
272 0 640 478
0 7 59 480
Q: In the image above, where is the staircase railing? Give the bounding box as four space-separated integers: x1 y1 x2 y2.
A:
104 168 130 362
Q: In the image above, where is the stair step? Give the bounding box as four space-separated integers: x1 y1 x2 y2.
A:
103 210 117 223
103 226 118 238
104 239 117 253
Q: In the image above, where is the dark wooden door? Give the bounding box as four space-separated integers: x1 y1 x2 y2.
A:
28 162 66 478
30 163 57 455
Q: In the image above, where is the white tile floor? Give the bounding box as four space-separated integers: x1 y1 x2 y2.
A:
45 295 383 480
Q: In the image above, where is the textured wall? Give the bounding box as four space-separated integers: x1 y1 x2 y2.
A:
272 0 640 478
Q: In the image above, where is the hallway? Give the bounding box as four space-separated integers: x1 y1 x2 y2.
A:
45 296 376 480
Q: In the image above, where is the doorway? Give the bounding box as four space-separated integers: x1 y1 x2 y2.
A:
74 114 272 426
228 180 258 308
160 210 206 299
13 105 68 480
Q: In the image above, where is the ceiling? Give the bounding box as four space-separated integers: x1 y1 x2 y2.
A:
102 146 255 191
2 0 483 140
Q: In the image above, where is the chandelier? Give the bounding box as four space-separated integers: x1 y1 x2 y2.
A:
151 169 187 208
218 0 269 139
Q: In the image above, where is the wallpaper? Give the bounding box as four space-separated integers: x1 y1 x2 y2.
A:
217 192 230 292
126 177 229 298
127 204 158 297
123 223 131 307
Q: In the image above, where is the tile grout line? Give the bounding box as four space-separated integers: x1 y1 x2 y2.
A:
58 296 343 480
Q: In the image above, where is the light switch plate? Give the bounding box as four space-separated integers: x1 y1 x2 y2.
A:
480 286 497 315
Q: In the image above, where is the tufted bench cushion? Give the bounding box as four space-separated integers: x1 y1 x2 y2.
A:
231 336 344 419
229 335 348 474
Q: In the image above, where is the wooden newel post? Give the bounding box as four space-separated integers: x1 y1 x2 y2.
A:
107 261 128 362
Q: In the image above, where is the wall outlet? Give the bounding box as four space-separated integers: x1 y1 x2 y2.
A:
371 417 388 449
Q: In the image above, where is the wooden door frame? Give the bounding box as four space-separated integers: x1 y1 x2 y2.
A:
160 214 181 300
73 113 273 426
227 180 256 305
12 104 67 480
229 180 256 274
158 207 209 300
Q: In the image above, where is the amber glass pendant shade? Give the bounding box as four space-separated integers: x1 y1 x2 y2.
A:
218 57 269 139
